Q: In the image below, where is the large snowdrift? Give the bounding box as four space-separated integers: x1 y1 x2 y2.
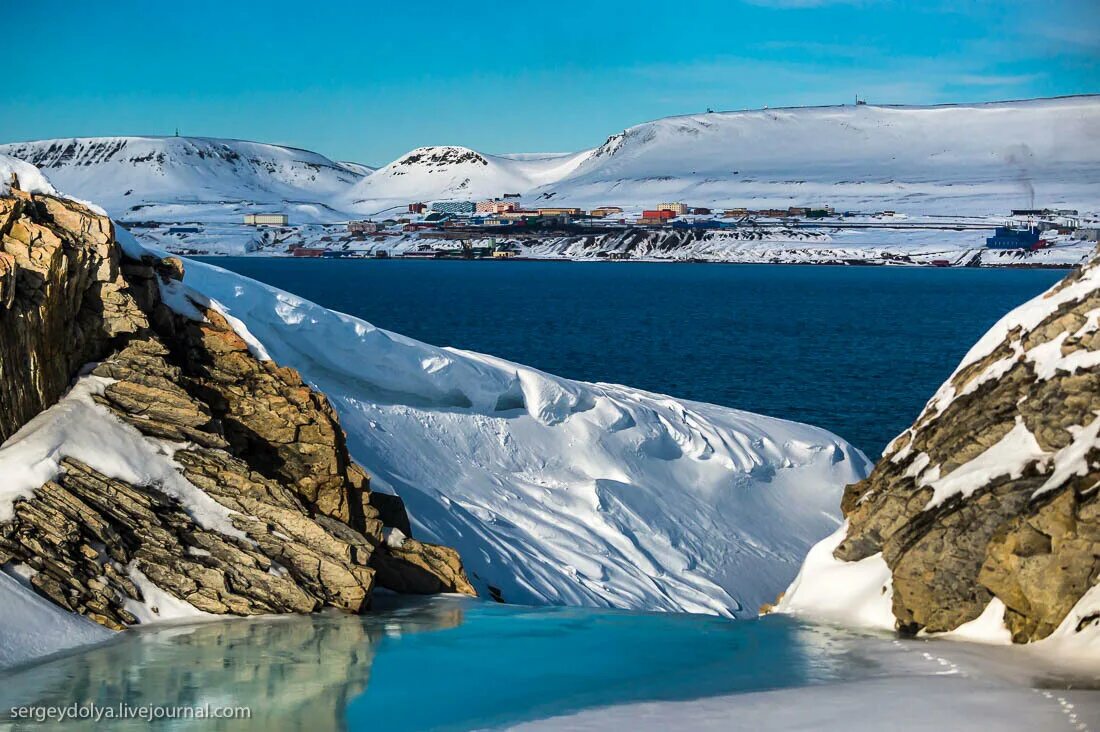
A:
154 231 870 616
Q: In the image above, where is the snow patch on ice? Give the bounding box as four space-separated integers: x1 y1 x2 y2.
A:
774 523 895 630
942 598 1013 645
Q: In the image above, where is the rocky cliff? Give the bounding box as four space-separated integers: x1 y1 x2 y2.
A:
0 179 473 630
786 249 1100 643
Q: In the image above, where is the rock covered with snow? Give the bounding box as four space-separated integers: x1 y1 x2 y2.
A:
0 182 473 657
0 154 58 198
780 247 1100 645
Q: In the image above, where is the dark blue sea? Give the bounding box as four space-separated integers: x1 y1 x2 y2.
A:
196 258 1066 458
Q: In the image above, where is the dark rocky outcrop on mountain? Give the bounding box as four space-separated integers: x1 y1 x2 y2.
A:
834 251 1100 642
0 180 473 629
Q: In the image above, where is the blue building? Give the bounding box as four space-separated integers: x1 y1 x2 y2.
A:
430 200 476 214
986 226 1042 250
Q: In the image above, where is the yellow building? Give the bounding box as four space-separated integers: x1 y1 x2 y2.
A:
536 207 582 216
657 202 688 215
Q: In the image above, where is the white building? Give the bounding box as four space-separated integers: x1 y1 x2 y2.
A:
244 213 288 226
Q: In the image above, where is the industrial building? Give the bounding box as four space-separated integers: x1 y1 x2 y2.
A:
244 213 288 226
986 226 1043 250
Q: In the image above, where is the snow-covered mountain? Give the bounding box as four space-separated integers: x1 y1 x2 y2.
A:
342 146 591 213
0 136 367 223
535 96 1100 214
339 96 1100 215
3 96 1096 226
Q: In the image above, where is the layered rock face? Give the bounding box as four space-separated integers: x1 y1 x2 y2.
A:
835 251 1100 642
0 185 145 442
0 184 473 630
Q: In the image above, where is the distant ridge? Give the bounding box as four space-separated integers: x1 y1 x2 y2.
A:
3 95 1098 218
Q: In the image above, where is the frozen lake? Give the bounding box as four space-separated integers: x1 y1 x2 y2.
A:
2 596 1094 731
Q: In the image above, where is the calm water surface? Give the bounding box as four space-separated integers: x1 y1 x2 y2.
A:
197 258 1066 456
0 597 882 731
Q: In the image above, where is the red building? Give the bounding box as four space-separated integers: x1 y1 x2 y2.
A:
408 202 427 214
642 209 676 220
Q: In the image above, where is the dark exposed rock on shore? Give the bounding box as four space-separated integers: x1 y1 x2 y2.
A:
0 181 473 629
834 250 1100 642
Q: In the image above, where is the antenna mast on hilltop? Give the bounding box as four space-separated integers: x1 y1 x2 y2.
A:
175 127 180 137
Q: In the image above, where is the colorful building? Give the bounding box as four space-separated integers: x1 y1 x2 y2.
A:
476 200 518 214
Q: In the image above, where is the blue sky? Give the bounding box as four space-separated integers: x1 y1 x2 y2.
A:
5 0 1097 165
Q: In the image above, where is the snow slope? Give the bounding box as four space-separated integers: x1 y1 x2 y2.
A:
0 571 110 669
0 136 367 223
537 96 1100 214
149 232 870 617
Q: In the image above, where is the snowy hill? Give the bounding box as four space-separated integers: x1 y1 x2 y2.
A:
343 146 591 212
537 96 1100 214
0 136 367 223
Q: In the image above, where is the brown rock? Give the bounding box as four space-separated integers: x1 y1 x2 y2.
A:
833 248 1100 642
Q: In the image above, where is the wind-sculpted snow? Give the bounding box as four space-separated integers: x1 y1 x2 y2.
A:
159 234 871 616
